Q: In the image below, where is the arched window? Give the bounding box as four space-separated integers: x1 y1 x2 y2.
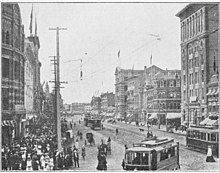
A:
6 31 10 44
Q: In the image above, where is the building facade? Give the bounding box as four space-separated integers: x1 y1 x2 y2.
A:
145 70 181 129
26 35 42 115
1 3 25 144
115 67 144 119
176 4 219 126
91 96 101 115
100 92 115 113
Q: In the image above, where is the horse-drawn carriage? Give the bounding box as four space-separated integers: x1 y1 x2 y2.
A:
86 132 95 146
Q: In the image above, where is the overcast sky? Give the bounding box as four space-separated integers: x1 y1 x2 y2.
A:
19 2 187 104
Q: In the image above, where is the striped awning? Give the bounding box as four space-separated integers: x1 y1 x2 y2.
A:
215 88 219 95
206 89 212 96
2 120 15 127
210 89 217 96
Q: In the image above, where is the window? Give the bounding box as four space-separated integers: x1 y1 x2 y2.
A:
201 9 203 31
192 15 195 36
211 134 216 142
2 58 9 78
2 88 9 110
160 149 169 161
195 13 198 35
202 70 204 82
6 31 10 45
2 29 5 43
169 81 174 87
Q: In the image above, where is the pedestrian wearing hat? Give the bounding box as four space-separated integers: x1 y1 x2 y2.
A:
73 149 79 167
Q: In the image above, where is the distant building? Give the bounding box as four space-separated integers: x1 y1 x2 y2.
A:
91 96 101 115
1 3 25 144
115 67 144 119
100 92 115 113
84 103 92 113
71 102 85 113
176 3 219 126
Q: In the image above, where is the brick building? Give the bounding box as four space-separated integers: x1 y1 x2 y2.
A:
1 3 25 144
176 3 219 127
145 70 181 129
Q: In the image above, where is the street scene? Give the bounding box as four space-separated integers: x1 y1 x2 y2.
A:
1 2 220 171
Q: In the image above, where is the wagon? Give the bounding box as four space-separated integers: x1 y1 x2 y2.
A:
86 132 95 146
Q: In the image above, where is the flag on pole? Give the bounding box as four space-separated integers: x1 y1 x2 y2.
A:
29 5 33 35
150 53 152 66
118 50 120 59
35 15 37 36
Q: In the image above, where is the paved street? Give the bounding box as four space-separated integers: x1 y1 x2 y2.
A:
65 115 124 171
63 116 219 171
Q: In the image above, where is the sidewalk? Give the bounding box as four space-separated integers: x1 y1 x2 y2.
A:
121 121 186 136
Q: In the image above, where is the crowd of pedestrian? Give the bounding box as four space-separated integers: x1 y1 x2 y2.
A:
1 117 85 171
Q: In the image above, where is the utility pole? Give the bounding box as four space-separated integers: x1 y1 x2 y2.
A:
49 27 67 150
218 4 220 127
49 56 57 133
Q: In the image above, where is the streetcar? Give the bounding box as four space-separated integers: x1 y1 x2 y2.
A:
186 124 219 157
122 137 180 171
85 117 102 130
89 118 102 130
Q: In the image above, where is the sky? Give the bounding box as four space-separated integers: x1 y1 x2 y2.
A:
18 2 188 104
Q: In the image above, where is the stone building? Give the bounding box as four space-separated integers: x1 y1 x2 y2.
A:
115 67 144 119
176 3 219 127
1 3 25 144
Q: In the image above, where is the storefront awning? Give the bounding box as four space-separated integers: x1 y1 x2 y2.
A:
148 113 157 120
166 113 181 119
214 88 219 95
2 120 15 127
210 89 217 96
206 89 212 96
200 117 218 126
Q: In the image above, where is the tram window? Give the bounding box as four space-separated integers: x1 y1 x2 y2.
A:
160 150 168 161
168 147 175 157
198 132 201 139
211 134 216 142
201 132 206 140
126 152 132 164
132 152 141 165
142 153 149 165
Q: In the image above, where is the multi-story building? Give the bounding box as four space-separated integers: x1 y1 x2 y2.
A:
84 103 92 113
27 34 42 115
1 3 25 144
100 92 115 113
115 67 144 119
145 70 181 129
24 38 34 135
71 102 85 113
206 74 219 117
91 96 101 115
176 3 219 126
